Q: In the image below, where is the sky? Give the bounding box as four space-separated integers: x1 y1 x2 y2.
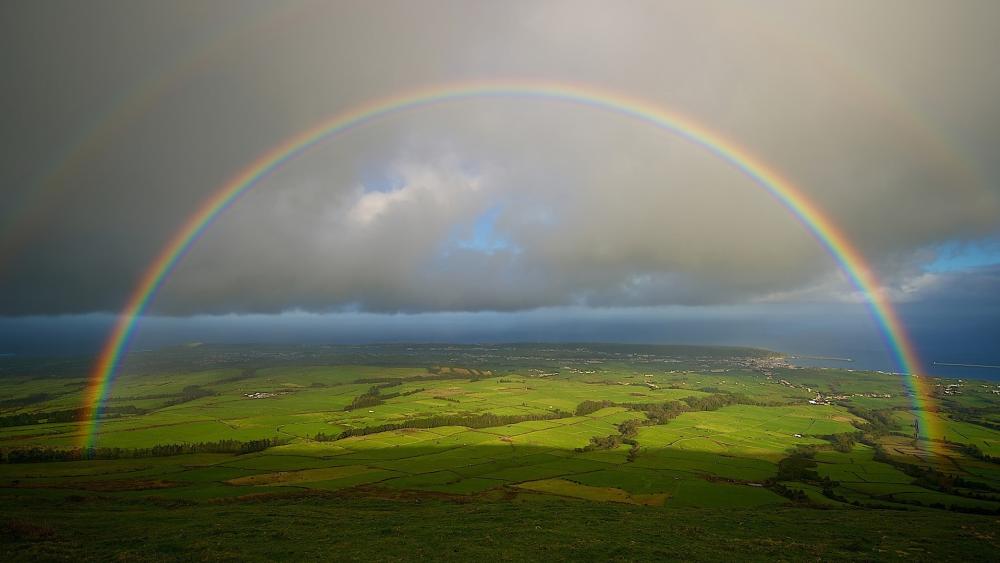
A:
0 1 998 372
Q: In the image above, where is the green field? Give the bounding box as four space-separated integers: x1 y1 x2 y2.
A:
1 343 999 560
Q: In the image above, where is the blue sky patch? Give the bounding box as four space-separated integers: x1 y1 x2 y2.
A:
359 165 406 193
926 237 1000 272
434 205 519 256
457 205 518 254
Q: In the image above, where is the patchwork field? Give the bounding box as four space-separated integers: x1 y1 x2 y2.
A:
1 343 999 560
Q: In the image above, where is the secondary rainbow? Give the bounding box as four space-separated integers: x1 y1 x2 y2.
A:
0 2 320 269
79 79 940 452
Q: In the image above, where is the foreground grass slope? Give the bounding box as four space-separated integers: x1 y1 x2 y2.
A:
3 494 999 561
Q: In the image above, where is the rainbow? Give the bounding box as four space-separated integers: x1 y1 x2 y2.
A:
79 79 940 452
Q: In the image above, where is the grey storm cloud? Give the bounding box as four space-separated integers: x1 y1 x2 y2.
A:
1 0 999 316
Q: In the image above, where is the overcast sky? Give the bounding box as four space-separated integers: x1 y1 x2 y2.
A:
0 1 998 363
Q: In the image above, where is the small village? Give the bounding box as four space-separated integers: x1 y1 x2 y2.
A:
243 391 286 400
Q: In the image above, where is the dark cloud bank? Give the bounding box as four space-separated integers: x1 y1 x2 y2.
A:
0 2 998 370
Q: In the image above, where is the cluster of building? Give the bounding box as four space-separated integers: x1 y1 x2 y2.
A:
940 382 964 396
807 391 892 405
560 366 598 374
243 391 283 399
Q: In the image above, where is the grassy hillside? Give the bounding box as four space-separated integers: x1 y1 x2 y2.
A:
1 344 998 560
3 494 998 561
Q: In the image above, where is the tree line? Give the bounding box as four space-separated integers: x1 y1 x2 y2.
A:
0 437 287 463
823 408 1000 514
1 385 224 429
822 432 860 453
960 443 999 464
575 400 616 416
573 393 767 461
161 385 216 407
322 410 573 441
577 392 765 427
0 393 55 408
344 381 425 411
353 373 487 385
575 418 643 461
847 406 896 435
0 405 146 428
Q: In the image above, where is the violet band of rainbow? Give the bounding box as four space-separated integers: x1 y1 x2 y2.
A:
80 80 937 452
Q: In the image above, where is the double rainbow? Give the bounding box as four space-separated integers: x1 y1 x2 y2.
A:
80 80 938 451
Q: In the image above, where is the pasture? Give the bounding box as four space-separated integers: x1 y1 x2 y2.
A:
1 344 999 559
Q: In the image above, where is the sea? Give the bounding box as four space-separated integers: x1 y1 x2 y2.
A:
786 348 1000 381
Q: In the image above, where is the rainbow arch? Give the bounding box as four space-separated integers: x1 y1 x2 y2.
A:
80 79 939 451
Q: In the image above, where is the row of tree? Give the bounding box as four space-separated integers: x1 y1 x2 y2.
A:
823 432 860 453
960 443 999 464
576 434 622 452
1 384 231 430
353 373 486 385
766 482 810 503
0 393 54 408
344 381 401 410
328 410 573 440
0 405 146 428
575 413 644 457
573 393 762 459
0 437 287 463
575 400 616 416
577 392 763 426
344 382 425 411
821 413 1000 513
160 385 216 407
847 406 896 434
620 400 688 425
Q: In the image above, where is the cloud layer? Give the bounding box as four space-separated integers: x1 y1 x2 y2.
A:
1 0 998 316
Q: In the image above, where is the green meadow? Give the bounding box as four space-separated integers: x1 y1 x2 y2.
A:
1 344 999 560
